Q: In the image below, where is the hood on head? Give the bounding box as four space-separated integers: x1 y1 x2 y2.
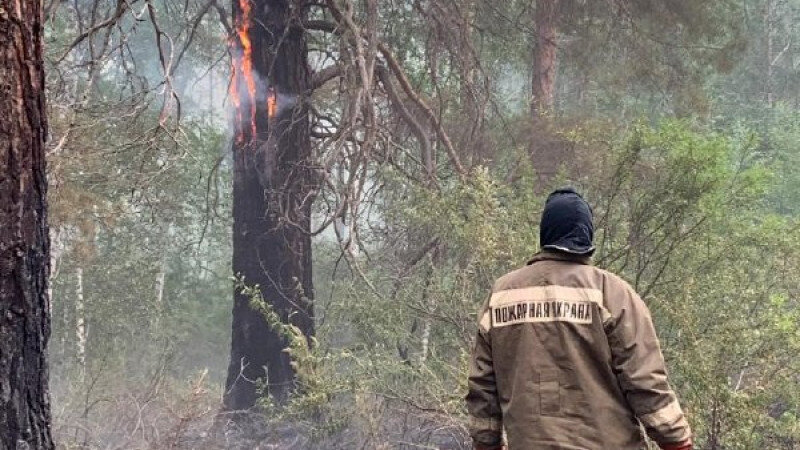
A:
539 187 595 256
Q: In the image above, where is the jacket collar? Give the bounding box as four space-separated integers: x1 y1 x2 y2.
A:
526 249 592 266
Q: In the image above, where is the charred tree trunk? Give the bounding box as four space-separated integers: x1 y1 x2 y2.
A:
224 0 315 411
530 0 562 188
0 0 55 446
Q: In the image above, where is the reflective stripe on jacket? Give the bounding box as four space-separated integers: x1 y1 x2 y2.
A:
466 251 692 449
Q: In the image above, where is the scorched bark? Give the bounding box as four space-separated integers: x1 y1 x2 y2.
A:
224 0 315 411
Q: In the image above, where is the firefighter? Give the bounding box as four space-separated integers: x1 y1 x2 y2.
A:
466 188 693 450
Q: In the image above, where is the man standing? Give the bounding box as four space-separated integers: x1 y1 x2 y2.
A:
466 188 692 450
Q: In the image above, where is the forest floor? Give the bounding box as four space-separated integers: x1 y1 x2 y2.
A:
52 370 468 449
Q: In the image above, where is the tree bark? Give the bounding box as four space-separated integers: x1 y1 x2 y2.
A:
224 0 315 411
531 0 559 116
530 0 562 188
0 0 55 445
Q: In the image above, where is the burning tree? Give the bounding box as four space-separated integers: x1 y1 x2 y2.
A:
221 0 474 412
223 0 315 410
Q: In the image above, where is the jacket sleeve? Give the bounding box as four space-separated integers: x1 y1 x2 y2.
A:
604 276 692 447
465 301 504 448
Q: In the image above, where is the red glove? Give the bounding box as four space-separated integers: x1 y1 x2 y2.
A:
660 439 692 450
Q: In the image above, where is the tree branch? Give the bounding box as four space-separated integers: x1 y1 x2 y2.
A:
303 19 339 34
310 64 343 91
57 0 138 63
376 65 435 183
377 42 466 177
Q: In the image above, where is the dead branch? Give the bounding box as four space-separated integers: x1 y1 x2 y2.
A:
375 65 435 183
310 64 343 91
57 0 139 63
377 42 466 177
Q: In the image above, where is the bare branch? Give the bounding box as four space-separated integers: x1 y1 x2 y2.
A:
303 19 338 33
212 0 232 36
376 65 434 183
377 42 466 177
310 64 343 91
57 0 139 63
170 0 216 76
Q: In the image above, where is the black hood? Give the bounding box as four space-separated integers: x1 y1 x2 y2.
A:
539 187 595 256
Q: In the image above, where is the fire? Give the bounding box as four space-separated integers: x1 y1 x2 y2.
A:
230 58 244 144
230 0 258 142
229 0 279 143
267 86 277 119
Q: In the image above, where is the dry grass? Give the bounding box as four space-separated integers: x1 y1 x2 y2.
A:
52 367 469 449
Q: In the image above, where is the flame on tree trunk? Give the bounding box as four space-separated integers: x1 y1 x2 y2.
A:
224 0 315 411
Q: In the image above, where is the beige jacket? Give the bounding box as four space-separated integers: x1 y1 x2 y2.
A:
466 251 691 449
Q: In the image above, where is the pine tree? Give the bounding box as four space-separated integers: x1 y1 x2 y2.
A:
224 0 316 410
0 0 55 445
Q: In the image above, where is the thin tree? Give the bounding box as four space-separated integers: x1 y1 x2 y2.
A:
223 0 315 410
0 0 55 446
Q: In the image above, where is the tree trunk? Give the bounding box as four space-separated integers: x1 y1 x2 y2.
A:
75 267 86 376
47 227 65 317
224 0 315 411
0 0 55 445
154 257 166 327
531 0 559 116
764 0 774 109
530 0 562 188
49 227 66 363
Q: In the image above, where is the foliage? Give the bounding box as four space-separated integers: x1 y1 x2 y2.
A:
298 120 798 449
